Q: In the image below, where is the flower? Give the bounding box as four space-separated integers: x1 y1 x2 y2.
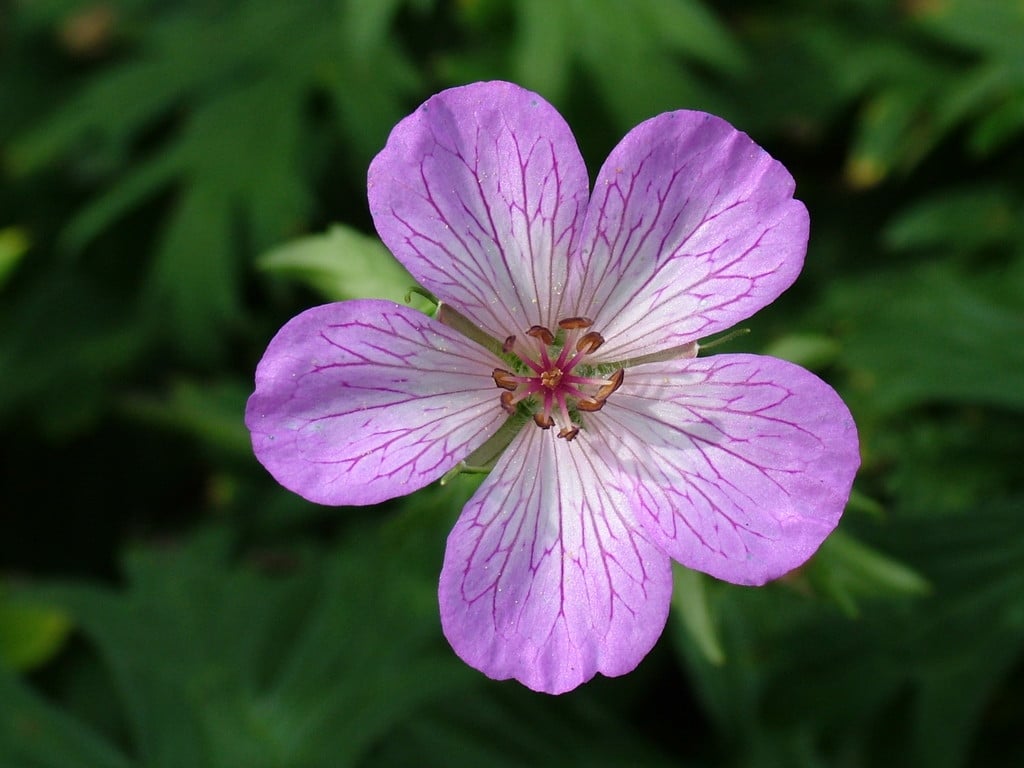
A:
246 81 859 694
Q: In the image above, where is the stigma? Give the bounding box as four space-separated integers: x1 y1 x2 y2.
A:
491 316 624 441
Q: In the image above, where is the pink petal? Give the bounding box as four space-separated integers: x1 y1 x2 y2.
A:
439 426 672 694
245 300 506 506
368 81 589 341
573 111 809 362
595 354 859 585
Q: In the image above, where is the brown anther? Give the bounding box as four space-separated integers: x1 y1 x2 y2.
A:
558 316 593 330
540 368 563 389
526 325 555 345
533 413 554 429
558 426 580 442
492 368 518 391
500 391 517 415
595 368 625 400
576 397 605 412
575 331 605 354
502 335 517 354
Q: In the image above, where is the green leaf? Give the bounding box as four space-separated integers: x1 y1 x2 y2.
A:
139 75 311 360
257 224 416 303
641 0 747 74
761 332 841 371
22 511 475 768
8 0 423 361
879 410 1024 516
803 530 931 617
887 498 1024 768
675 496 1024 768
911 0 1024 58
672 565 726 665
325 0 423 166
0 670 134 768
971 89 1024 154
0 271 147 435
368 684 688 768
57 148 184 256
119 379 252 458
909 1 1024 156
845 86 933 187
846 488 886 520
0 595 72 672
0 227 30 291
830 264 1024 412
510 0 743 129
883 186 1022 254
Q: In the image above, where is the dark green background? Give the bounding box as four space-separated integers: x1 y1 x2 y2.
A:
2 1 1023 766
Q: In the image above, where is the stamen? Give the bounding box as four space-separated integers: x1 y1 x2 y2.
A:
558 316 593 330
563 384 592 401
575 331 604 354
541 390 555 426
595 368 625 400
492 368 518 391
526 325 555 345
492 318 624 440
557 396 574 433
500 391 517 415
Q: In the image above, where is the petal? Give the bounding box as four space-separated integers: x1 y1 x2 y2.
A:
439 425 672 694
574 111 809 362
595 354 858 585
245 300 506 506
368 81 590 341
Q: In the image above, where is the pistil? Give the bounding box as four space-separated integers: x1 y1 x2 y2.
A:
491 316 625 440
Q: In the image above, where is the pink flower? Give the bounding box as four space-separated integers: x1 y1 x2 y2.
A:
246 81 859 694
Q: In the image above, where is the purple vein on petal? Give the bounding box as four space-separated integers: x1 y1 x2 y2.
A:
572 111 808 363
246 300 507 507
591 354 858 585
439 425 672 694
369 82 589 341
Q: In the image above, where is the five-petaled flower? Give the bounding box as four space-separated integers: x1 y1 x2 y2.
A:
246 81 859 694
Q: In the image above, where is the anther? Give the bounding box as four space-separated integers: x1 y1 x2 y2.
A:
533 413 554 429
558 316 593 330
575 331 605 354
558 426 580 442
595 368 624 400
502 335 517 354
540 369 563 389
526 325 555 345
500 391 517 415
576 398 605 412
492 368 518 391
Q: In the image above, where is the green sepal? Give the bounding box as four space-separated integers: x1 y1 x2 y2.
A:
435 302 504 356
405 286 439 313
440 413 530 485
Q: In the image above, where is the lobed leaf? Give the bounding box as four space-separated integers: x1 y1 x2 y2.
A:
257 225 414 304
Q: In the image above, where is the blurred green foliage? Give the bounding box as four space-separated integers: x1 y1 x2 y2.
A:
2 0 1023 766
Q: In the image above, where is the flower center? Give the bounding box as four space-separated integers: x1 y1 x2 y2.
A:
540 368 563 389
491 316 624 441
